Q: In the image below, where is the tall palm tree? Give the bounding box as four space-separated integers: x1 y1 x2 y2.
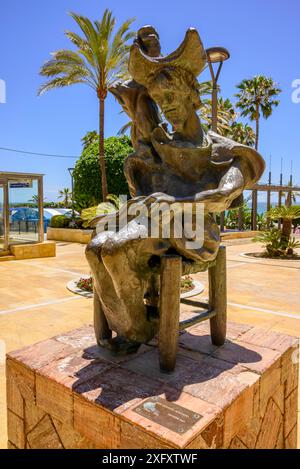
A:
235 76 281 150
38 9 135 201
228 122 256 147
58 188 72 207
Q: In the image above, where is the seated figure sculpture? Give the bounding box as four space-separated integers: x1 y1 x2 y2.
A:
86 26 265 355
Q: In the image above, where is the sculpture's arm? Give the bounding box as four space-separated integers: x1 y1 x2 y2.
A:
138 163 245 213
88 163 245 228
192 163 245 212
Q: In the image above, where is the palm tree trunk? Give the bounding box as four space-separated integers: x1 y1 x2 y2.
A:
99 98 108 201
281 218 292 248
255 103 259 151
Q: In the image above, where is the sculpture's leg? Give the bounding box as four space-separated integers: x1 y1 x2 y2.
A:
158 255 182 372
101 240 158 344
209 245 227 345
93 286 112 345
87 236 141 354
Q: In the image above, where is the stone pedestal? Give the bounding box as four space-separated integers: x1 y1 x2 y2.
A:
6 322 299 449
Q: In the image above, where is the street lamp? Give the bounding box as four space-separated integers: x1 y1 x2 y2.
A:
206 47 230 232
68 168 75 220
206 46 230 132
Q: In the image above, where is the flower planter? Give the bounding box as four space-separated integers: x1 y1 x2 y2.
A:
47 227 93 244
67 275 204 300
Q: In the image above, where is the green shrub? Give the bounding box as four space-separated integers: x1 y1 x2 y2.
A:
73 135 132 203
80 196 120 228
50 215 70 228
253 228 300 257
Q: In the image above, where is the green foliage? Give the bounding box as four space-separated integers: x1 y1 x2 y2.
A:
253 227 300 258
266 205 300 221
235 75 281 148
77 277 93 292
104 193 122 209
58 187 72 207
235 76 281 121
38 9 135 200
50 215 70 228
253 228 283 257
224 202 252 230
200 96 236 135
227 122 256 147
256 213 268 231
73 193 98 213
73 135 132 202
80 194 124 228
38 9 135 96
180 275 194 293
81 131 98 149
287 237 300 252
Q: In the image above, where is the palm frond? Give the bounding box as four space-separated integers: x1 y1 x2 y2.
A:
267 205 300 221
39 9 135 100
235 75 281 122
117 121 132 136
38 74 89 95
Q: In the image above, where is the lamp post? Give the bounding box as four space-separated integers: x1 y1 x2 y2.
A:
68 168 75 220
265 155 272 228
206 47 230 132
206 47 230 231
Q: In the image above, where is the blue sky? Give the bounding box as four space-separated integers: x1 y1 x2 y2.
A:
0 0 300 201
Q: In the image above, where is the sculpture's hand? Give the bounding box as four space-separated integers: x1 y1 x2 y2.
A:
195 166 245 212
194 189 221 202
174 165 245 212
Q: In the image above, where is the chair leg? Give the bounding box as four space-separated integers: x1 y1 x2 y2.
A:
209 246 227 346
93 287 112 345
158 255 182 372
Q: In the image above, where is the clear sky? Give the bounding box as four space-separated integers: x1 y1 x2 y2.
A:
0 0 300 201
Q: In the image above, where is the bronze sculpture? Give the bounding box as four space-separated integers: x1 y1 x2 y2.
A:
86 26 265 360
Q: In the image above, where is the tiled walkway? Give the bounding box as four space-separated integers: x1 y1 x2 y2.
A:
0 240 299 448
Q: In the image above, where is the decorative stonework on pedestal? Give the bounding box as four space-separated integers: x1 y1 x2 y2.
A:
6 322 299 449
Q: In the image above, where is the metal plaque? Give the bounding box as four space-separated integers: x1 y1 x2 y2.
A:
133 396 202 434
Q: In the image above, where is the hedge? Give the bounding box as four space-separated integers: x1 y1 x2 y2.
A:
73 135 132 203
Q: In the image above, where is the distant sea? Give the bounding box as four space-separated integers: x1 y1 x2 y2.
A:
246 200 300 215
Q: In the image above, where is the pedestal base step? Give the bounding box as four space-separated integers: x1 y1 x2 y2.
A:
6 321 299 449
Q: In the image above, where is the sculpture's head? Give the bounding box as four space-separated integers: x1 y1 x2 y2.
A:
147 66 201 131
129 27 206 131
136 25 161 57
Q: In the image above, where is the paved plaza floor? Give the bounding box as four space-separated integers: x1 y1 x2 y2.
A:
0 240 299 448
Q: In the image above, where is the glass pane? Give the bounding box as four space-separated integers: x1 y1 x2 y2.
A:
8 178 40 244
0 185 4 250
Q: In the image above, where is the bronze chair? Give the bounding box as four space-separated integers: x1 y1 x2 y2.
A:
158 246 227 372
93 246 227 373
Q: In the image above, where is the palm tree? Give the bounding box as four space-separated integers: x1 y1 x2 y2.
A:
267 205 300 247
235 76 281 150
38 9 135 201
81 130 98 149
28 195 39 204
228 122 256 147
281 180 300 205
58 188 72 207
200 97 236 135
